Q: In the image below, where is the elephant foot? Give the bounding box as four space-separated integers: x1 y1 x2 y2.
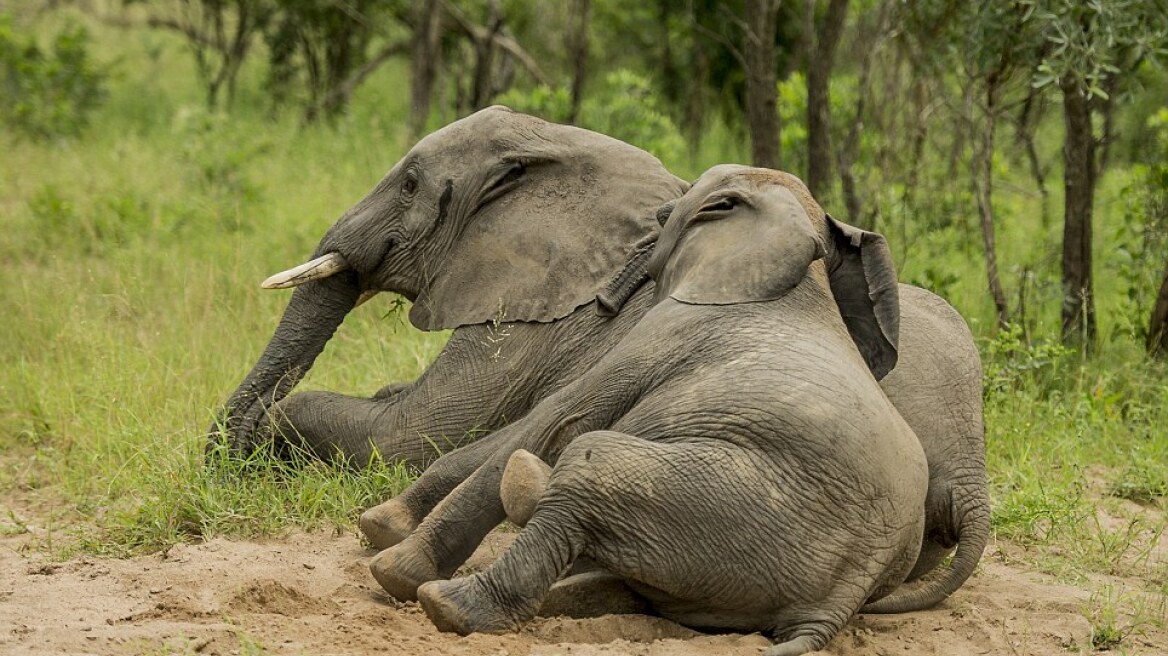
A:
369 542 439 602
764 636 821 656
538 570 649 619
418 576 519 635
359 499 418 549
500 449 552 527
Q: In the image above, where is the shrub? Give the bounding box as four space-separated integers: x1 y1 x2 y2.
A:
497 69 687 166
0 14 107 139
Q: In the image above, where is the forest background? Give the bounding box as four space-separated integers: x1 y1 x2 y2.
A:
1 0 1168 649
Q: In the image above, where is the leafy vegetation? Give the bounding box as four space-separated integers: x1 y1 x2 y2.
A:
0 14 106 138
1 0 1167 648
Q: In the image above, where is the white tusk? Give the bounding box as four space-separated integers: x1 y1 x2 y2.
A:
261 252 350 289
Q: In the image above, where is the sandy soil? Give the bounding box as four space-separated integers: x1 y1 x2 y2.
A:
3 521 1167 656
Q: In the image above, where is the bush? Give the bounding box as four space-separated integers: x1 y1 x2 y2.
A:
0 14 107 139
497 69 687 166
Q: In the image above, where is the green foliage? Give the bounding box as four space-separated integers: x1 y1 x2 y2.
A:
495 83 572 122
0 14 106 139
1115 108 1168 341
982 324 1075 397
498 69 687 164
1023 0 1168 97
262 0 401 117
579 70 686 165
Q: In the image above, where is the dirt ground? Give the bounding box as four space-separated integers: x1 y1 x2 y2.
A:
3 521 1167 656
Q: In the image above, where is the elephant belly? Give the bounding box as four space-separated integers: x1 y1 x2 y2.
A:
625 580 779 632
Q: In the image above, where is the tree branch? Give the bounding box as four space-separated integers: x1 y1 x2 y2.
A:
437 0 549 86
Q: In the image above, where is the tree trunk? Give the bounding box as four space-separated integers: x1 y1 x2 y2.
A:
838 0 889 229
805 0 849 199
1017 86 1050 226
1149 263 1168 358
470 1 504 110
742 0 781 169
971 81 1010 330
408 0 442 141
1060 78 1097 348
567 0 591 124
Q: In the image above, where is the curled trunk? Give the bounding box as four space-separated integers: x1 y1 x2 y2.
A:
213 271 360 453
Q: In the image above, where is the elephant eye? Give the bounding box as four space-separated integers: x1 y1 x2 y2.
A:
402 176 418 196
499 161 525 186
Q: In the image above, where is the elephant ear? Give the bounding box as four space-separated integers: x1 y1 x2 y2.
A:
408 120 688 330
824 215 900 379
648 186 826 306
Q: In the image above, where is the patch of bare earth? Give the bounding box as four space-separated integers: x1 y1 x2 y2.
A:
4 518 1168 656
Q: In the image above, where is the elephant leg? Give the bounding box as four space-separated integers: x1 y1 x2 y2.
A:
538 570 650 619
267 391 392 465
369 448 511 601
419 430 861 653
417 431 684 635
415 471 589 634
500 448 552 527
360 430 521 549
370 381 413 400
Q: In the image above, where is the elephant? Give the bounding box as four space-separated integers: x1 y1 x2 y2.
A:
212 108 986 605
212 105 688 464
365 169 987 633
379 165 930 655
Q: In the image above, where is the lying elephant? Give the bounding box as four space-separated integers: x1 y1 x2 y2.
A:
212 108 986 607
213 105 687 463
392 166 929 655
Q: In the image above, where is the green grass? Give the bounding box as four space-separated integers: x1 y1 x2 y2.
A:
1 15 1167 645
0 8 446 554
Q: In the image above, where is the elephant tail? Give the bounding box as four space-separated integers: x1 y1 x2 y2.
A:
860 495 990 614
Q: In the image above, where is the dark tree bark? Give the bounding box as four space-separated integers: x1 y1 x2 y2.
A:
837 0 889 229
970 78 1010 330
469 1 503 110
116 1 263 109
314 40 410 125
1016 86 1050 226
804 0 850 199
566 0 591 124
1060 78 1097 348
1149 263 1168 358
439 0 547 115
408 0 443 141
742 0 782 168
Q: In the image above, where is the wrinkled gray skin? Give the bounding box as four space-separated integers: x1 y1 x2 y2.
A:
357 175 987 616
213 108 985 604
389 167 930 656
213 106 688 464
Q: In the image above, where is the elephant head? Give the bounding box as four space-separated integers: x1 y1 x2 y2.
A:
215 106 687 452
647 164 900 378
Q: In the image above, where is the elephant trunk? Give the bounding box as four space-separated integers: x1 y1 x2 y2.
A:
860 486 990 614
212 269 361 454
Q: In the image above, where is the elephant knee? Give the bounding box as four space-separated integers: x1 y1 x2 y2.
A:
501 449 551 527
